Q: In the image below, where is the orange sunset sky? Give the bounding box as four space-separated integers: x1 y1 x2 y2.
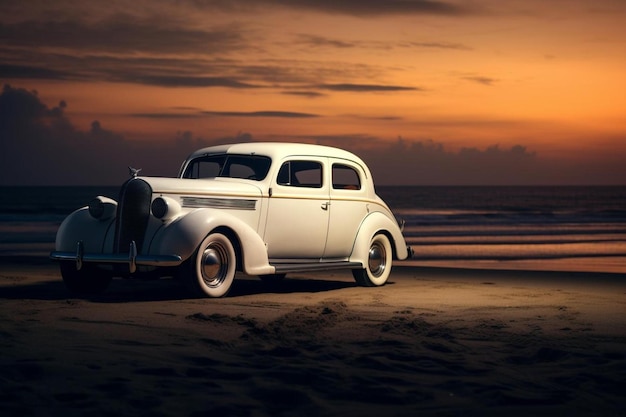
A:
1 0 626 185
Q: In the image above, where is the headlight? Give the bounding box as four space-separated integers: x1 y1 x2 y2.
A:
151 196 181 220
88 196 117 220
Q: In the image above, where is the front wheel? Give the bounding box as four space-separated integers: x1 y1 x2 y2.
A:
180 232 237 298
352 233 392 287
59 261 112 296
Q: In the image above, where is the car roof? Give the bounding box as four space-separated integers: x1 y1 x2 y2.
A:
187 142 366 166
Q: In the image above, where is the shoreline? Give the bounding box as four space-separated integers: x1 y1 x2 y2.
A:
2 242 626 274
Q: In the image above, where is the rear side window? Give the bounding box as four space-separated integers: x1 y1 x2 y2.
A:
332 164 361 190
277 161 323 188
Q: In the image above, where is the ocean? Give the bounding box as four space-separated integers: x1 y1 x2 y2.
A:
2 186 626 273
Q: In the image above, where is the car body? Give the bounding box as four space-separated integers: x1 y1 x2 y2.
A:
50 142 412 297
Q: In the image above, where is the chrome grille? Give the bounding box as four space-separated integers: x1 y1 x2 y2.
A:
114 178 152 254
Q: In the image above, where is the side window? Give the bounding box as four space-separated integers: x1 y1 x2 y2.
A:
332 164 361 190
277 161 323 188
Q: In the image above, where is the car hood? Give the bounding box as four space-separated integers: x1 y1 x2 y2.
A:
137 176 264 198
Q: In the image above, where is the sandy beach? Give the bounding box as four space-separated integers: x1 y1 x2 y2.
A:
1 257 625 416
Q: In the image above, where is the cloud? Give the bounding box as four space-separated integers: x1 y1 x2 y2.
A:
296 35 356 49
294 35 472 53
0 16 248 55
3 84 626 186
129 113 204 119
344 138 543 185
280 90 327 98
202 110 320 118
0 84 189 185
316 83 421 92
132 109 321 119
273 133 544 185
121 75 260 89
402 41 472 50
222 0 474 16
1 3 449 92
463 76 498 86
0 64 71 80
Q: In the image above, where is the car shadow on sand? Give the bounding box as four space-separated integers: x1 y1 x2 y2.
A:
0 274 359 303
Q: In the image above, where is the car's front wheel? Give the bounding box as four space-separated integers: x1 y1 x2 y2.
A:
59 261 112 295
181 232 237 298
352 233 392 287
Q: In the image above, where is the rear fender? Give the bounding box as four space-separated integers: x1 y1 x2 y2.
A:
350 211 409 264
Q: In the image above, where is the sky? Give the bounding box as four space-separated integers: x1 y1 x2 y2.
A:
1 0 626 186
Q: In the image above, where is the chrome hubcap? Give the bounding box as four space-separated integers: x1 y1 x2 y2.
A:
201 244 228 287
368 241 387 277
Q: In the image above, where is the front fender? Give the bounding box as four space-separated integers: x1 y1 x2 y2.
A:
350 211 410 264
148 209 274 275
55 207 116 253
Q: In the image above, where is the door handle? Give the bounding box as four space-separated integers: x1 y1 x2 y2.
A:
321 202 330 210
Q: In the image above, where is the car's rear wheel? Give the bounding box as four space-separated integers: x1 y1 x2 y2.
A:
181 232 236 298
352 233 392 287
59 261 112 295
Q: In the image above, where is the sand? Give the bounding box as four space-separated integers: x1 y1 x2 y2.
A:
1 257 625 416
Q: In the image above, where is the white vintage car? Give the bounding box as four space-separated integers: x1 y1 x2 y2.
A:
51 142 412 297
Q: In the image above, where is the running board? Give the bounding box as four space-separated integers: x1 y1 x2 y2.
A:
272 261 362 274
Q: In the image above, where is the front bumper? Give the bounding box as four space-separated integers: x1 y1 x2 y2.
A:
50 241 183 273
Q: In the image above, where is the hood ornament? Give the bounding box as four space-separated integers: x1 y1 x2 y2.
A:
128 166 142 178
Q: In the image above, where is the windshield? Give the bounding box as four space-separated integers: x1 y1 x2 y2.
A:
182 154 272 181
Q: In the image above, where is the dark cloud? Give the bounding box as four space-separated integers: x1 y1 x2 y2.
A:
323 138 544 185
463 76 498 86
0 84 191 185
0 0 476 106
130 113 203 119
296 35 357 49
0 43 401 92
121 75 260 89
0 64 71 80
3 84 626 186
401 41 472 50
218 0 474 16
131 109 322 119
0 5 445 92
316 83 421 92
202 110 320 118
0 16 247 55
281 90 327 98
292 134 626 186
279 133 540 185
295 35 471 52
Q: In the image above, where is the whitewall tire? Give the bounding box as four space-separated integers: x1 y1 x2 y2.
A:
181 232 236 298
352 233 392 287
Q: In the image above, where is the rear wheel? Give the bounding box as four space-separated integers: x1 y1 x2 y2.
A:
180 233 236 298
59 261 112 295
352 233 392 287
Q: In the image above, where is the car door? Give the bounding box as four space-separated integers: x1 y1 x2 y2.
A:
263 158 330 260
323 161 369 259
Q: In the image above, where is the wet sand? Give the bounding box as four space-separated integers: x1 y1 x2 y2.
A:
1 258 625 416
